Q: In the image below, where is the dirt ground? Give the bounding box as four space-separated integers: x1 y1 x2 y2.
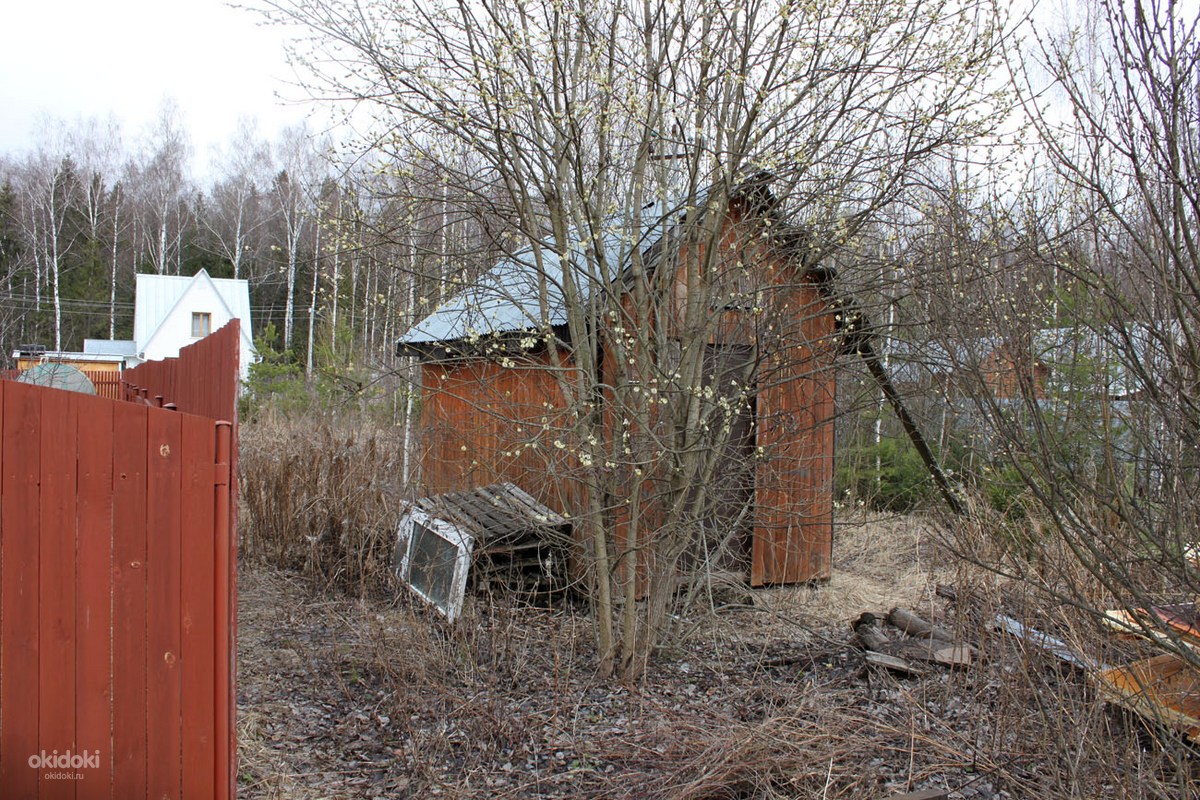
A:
234 512 1159 799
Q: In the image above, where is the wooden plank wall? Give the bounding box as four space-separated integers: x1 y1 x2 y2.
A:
0 380 231 798
121 319 239 796
418 352 583 517
0 370 123 401
752 282 837 585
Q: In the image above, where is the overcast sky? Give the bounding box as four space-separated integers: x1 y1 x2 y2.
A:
0 0 317 176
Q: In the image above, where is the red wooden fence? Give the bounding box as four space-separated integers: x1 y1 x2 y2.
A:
0 322 240 798
0 370 123 401
122 321 241 422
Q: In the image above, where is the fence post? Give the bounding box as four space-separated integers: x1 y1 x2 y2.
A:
213 420 235 799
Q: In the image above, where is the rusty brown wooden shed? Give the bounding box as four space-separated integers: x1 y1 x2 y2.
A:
398 179 837 586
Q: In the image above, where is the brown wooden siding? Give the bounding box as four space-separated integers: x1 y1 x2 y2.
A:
752 282 836 585
0 380 235 798
0 322 241 798
417 350 583 518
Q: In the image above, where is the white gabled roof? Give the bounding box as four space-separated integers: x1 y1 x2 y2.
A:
134 269 254 354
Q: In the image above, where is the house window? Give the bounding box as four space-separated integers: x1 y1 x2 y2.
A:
191 312 212 338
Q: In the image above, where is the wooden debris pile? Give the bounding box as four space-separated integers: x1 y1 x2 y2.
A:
1094 602 1200 743
393 483 573 621
851 606 975 676
973 595 1200 746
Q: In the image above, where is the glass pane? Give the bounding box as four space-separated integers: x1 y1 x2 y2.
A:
406 520 461 610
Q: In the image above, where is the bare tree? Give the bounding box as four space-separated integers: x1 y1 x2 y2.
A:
898 0 1200 735
206 118 275 280
268 0 1010 679
271 123 329 350
135 101 193 275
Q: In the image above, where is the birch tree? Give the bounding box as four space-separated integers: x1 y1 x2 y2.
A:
135 102 192 275
272 124 328 350
18 141 82 350
207 118 274 280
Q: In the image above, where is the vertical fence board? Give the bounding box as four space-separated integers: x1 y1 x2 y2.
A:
147 410 183 799
1 381 41 796
76 392 115 798
40 390 78 800
213 421 234 800
180 416 216 799
112 402 148 798
0 379 4 787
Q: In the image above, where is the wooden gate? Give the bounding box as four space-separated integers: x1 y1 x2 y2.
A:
0 330 238 798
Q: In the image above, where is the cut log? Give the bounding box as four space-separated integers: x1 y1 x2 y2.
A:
888 607 955 643
935 584 957 602
853 612 892 651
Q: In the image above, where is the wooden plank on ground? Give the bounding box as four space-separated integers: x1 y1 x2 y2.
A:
180 415 216 799
76 392 115 795
1 381 41 796
112 401 148 797
1095 653 1200 741
147 408 183 798
885 790 949 800
39 388 78 800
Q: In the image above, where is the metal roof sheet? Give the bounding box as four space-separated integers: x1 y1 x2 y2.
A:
83 338 138 356
397 197 692 348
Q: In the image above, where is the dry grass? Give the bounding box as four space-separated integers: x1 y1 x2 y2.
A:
235 422 1200 798
236 501 1200 798
239 417 405 596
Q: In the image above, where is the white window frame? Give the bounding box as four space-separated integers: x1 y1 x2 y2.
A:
394 508 474 622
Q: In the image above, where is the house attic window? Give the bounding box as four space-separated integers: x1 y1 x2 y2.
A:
192 312 212 338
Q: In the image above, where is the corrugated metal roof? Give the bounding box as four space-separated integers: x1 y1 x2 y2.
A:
84 338 137 356
398 197 693 348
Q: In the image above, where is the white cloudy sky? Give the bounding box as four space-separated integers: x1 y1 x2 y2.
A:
0 0 318 174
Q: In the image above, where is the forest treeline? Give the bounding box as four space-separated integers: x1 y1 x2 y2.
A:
0 107 498 378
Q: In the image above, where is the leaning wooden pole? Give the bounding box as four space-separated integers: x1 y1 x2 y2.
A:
812 270 964 517
856 339 964 516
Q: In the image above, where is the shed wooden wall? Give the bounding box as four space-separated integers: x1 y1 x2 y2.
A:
752 282 836 585
414 210 837 586
417 350 583 517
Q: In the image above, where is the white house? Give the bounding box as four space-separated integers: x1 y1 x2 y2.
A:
87 269 257 380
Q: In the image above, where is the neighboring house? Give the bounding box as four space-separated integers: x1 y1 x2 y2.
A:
13 344 127 374
132 270 256 380
85 269 256 381
9 344 127 399
398 177 839 586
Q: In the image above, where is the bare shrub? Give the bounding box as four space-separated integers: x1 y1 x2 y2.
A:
239 416 406 595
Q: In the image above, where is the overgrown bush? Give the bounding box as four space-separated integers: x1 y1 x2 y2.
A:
239 416 407 595
240 324 311 422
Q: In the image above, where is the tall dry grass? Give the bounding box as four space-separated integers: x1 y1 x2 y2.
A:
239 416 407 595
